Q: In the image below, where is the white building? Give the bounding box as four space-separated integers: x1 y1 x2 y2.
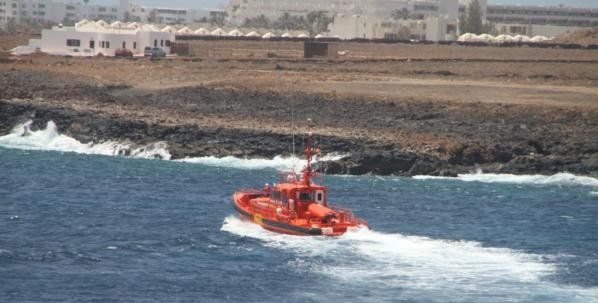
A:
0 0 213 28
486 4 598 37
227 0 460 25
0 0 121 25
125 2 211 24
36 20 174 56
323 0 458 41
329 14 457 41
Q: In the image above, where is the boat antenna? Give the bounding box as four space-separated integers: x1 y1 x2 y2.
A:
291 98 296 174
302 118 315 186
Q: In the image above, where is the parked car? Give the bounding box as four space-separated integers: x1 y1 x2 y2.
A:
150 47 166 58
115 48 133 57
143 46 152 57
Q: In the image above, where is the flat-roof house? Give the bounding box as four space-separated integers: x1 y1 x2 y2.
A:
38 20 175 56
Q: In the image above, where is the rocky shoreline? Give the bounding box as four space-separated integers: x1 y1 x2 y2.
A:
1 66 597 177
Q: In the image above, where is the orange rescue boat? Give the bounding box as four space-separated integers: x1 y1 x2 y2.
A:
232 121 367 236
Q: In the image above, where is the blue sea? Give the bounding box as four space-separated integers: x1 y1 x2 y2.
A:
1 122 597 302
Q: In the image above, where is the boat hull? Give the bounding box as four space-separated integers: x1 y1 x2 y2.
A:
234 202 324 235
232 191 364 236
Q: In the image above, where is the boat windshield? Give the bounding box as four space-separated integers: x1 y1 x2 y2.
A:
298 192 313 201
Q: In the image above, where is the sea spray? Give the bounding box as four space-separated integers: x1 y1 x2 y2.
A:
177 153 347 171
0 120 171 160
414 171 598 187
2 121 597 188
0 120 344 169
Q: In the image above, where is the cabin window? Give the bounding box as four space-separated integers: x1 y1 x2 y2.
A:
122 41 126 49
133 42 137 49
154 39 157 47
165 40 171 47
299 192 313 201
66 39 80 47
317 192 323 202
105 41 110 48
89 40 94 49
160 40 164 47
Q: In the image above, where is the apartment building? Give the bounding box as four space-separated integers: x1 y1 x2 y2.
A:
227 0 460 25
0 0 121 25
486 4 598 36
0 0 211 28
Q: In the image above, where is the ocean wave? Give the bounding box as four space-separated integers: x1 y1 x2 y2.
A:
0 120 344 170
0 120 171 160
414 171 598 187
177 153 346 171
221 215 598 302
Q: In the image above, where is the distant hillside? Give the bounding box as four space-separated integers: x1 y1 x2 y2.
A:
554 28 598 45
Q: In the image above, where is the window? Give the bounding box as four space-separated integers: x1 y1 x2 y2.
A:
153 39 157 47
160 40 163 47
66 39 81 47
122 41 126 48
133 42 136 49
89 40 94 48
105 41 110 48
100 41 104 48
165 40 170 47
299 192 313 201
317 192 323 202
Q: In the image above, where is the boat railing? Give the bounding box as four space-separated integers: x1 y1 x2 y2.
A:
237 188 263 194
330 206 367 225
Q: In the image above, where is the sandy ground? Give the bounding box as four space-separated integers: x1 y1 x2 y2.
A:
2 50 597 109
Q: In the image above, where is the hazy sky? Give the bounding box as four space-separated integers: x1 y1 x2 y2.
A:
96 0 598 10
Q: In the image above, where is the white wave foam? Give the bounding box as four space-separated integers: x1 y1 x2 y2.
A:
0 120 346 169
0 121 171 160
178 153 346 171
414 171 598 187
590 191 598 197
222 215 598 302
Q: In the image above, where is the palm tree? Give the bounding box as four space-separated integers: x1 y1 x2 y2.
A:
278 12 292 30
391 8 411 20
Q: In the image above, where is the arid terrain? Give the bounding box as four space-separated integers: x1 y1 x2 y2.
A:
1 36 597 176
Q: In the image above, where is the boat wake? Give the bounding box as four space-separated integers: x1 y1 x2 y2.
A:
222 215 598 302
414 171 598 187
0 121 171 160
